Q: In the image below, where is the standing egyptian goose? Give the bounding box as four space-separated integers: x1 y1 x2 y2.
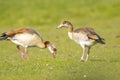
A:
0 28 57 58
57 21 105 62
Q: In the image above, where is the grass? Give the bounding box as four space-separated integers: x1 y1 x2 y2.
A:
0 0 120 80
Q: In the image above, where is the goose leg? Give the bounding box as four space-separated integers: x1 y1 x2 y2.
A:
24 47 28 58
81 46 86 62
85 47 91 62
17 45 24 58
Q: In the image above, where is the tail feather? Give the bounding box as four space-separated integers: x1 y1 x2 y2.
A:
99 40 105 44
0 33 8 41
97 38 105 44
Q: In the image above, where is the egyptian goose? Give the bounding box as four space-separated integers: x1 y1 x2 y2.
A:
57 21 105 62
0 28 57 58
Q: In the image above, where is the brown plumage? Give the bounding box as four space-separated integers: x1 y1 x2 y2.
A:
57 21 105 62
0 28 57 58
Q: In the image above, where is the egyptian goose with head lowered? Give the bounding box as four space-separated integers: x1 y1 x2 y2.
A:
0 28 57 58
57 21 105 62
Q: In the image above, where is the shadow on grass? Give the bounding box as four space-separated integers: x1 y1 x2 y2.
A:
90 59 120 63
90 59 106 62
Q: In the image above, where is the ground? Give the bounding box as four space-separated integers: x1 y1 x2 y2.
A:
0 0 120 80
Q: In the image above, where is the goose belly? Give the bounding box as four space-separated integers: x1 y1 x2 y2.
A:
68 32 96 47
11 33 41 47
79 40 96 47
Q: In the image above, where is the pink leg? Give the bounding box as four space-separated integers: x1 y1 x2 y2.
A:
24 47 28 58
17 45 24 58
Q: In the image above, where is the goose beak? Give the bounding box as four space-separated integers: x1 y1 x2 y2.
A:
57 24 63 29
52 50 57 58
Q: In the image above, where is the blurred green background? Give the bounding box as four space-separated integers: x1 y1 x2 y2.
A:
0 0 120 80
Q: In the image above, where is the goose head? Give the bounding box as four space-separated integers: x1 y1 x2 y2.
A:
44 41 57 58
57 21 73 29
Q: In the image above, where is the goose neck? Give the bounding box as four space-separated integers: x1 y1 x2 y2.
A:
68 25 73 32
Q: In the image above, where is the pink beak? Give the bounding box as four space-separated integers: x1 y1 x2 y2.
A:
52 51 56 58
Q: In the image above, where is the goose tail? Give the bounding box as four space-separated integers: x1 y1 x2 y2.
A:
0 33 8 41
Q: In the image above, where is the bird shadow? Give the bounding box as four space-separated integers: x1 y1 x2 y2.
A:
90 59 106 62
90 59 120 63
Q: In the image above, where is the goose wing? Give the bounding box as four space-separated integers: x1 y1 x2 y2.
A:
74 28 105 43
0 28 43 41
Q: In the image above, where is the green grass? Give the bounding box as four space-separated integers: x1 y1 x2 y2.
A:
0 0 120 80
